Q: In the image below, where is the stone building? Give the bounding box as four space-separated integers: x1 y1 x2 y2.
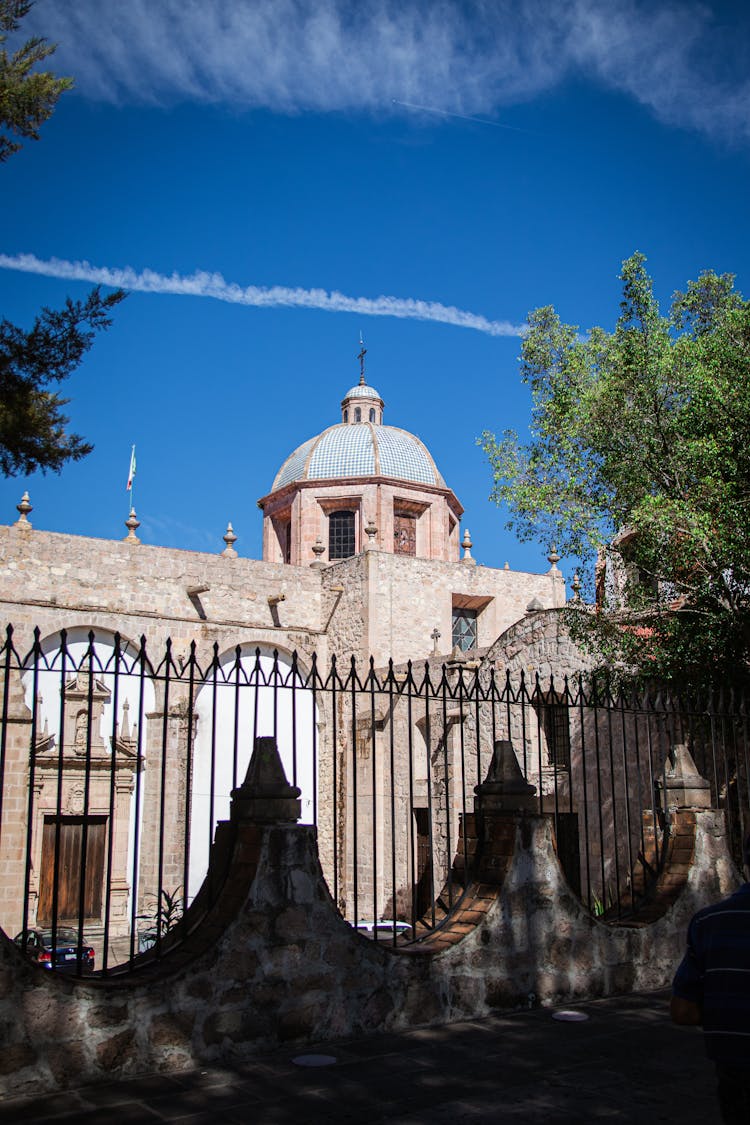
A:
0 364 572 948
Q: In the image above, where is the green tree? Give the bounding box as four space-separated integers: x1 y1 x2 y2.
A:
0 0 125 476
0 0 72 162
0 288 125 475
480 253 750 687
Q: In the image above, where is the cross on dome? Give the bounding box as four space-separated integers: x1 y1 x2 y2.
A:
341 338 384 425
357 332 367 385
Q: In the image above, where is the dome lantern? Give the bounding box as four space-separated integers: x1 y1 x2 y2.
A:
341 339 383 425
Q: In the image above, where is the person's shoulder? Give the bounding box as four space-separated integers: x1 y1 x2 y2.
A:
691 883 750 927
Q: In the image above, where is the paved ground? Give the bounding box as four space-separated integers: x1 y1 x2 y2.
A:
0 990 721 1124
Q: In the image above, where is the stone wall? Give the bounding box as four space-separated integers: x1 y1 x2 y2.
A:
0 796 737 1098
0 524 326 666
0 522 566 673
486 607 592 681
326 551 566 667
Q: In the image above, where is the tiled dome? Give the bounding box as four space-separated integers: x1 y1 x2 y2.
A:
272 423 445 491
343 382 383 400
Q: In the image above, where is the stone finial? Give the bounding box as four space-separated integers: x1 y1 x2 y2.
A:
15 491 32 528
461 527 476 566
310 537 326 570
364 517 377 550
230 735 302 823
474 739 537 814
123 508 141 544
547 544 561 572
120 699 131 740
222 522 238 558
34 690 44 732
658 744 712 810
570 571 581 602
504 561 510 570
431 627 441 655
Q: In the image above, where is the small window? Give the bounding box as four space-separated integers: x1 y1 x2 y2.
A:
329 510 356 560
452 607 477 652
343 409 349 423
537 692 571 768
369 407 376 422
354 407 361 422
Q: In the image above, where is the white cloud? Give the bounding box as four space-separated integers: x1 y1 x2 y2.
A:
24 0 750 142
0 253 524 337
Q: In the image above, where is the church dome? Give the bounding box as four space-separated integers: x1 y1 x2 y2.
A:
258 350 463 568
272 421 446 491
270 361 447 493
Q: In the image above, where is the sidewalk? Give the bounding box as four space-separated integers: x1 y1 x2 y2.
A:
0 990 719 1124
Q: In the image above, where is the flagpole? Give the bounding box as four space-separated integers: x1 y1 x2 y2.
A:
126 444 137 515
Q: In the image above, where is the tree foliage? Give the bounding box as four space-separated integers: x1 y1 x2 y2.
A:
0 1 125 477
480 253 750 686
0 0 72 162
0 288 125 476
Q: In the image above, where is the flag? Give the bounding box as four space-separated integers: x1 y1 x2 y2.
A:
126 445 136 491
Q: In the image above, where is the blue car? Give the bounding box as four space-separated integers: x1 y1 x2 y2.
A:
14 927 95 972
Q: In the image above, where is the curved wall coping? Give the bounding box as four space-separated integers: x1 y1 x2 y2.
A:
0 803 738 1098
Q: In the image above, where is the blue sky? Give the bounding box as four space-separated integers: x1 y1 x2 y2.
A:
1 0 750 580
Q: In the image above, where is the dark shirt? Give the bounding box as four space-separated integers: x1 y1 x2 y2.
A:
672 883 750 1062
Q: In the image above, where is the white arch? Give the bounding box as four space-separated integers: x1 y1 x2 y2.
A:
20 628 156 933
22 627 155 751
188 645 317 902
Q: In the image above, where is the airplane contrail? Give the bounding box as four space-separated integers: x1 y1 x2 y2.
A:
392 99 531 133
0 253 525 338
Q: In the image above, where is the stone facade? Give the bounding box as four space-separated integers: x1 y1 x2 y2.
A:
0 368 568 959
0 523 563 671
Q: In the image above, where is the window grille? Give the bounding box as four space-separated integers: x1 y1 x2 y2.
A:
538 694 571 768
451 607 477 652
369 408 376 422
329 510 355 559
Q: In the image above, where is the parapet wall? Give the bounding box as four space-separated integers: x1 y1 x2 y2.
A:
0 524 325 661
0 803 737 1098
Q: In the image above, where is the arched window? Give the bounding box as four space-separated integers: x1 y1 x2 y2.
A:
354 407 361 422
369 407 376 422
329 510 356 559
343 409 349 423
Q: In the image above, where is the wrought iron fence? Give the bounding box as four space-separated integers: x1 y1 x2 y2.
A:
0 625 747 975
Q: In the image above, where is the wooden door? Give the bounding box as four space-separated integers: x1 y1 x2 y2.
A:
38 816 106 923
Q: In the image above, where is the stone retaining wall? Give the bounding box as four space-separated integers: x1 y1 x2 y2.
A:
0 796 737 1098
